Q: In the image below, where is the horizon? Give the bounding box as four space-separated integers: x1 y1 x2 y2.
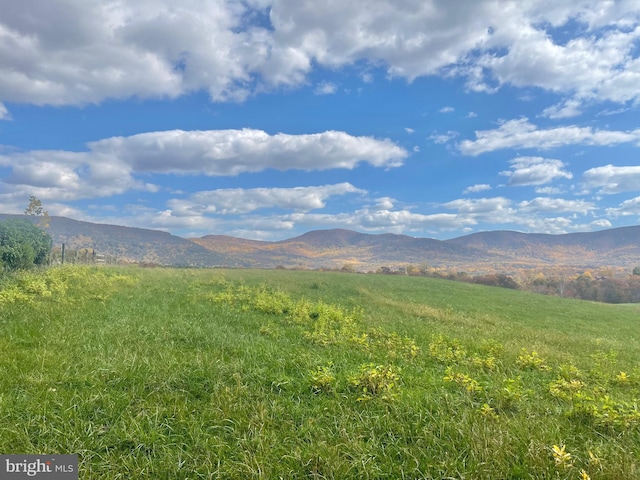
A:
1 2 640 241
2 211 635 242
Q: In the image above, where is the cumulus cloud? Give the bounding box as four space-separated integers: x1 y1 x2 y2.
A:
513 216 576 234
480 13 640 108
2 1 639 108
0 129 406 200
606 196 640 217
441 197 520 226
429 131 459 144
459 118 640 155
375 197 396 210
434 195 586 234
591 219 612 228
443 197 514 215
517 197 595 214
167 183 365 215
0 149 152 201
288 209 476 234
463 184 492 194
582 165 640 194
439 106 455 113
358 210 475 231
535 186 564 195
500 157 573 186
89 129 407 175
314 82 337 95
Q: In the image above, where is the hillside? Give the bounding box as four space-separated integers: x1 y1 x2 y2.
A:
0 214 224 267
195 226 640 270
2 213 639 270
446 226 640 267
2 267 639 478
193 228 506 268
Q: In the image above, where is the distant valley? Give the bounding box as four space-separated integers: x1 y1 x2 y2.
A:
2 213 639 272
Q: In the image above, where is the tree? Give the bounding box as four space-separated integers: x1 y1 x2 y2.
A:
0 219 52 270
633 266 640 276
24 195 50 229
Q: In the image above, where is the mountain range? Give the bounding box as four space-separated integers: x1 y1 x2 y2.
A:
2 213 639 271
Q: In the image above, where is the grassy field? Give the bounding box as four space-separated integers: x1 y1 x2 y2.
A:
0 266 639 479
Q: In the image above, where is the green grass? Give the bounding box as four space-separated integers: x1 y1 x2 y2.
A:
1 266 639 479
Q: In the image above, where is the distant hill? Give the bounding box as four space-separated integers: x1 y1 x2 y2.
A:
446 226 640 268
193 229 505 268
0 214 224 267
194 226 640 270
1 213 639 270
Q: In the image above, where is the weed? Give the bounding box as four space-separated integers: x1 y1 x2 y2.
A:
443 367 483 395
515 349 551 371
428 335 467 364
349 363 401 401
309 364 336 394
551 444 573 469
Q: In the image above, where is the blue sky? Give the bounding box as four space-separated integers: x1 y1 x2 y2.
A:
1 0 640 240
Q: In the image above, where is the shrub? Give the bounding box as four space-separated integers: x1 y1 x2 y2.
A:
0 219 51 270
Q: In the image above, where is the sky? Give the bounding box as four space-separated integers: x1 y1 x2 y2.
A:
1 0 640 241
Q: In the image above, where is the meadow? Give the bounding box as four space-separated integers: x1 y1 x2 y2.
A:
0 266 639 479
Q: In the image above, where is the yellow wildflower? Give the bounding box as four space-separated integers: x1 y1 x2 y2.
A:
551 444 572 468
588 451 601 467
616 371 630 383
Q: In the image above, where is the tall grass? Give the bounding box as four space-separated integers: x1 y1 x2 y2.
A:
1 266 638 478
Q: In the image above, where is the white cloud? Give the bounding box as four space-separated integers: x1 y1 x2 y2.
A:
430 131 459 144
442 197 517 224
517 197 595 214
480 15 640 108
293 209 476 234
375 197 395 209
597 107 631 117
541 99 583 119
459 118 640 155
314 81 337 95
463 184 492 194
582 165 640 194
167 183 364 215
0 103 10 120
405 127 415 134
591 219 612 228
90 129 407 175
0 150 151 201
513 216 576 234
2 1 638 108
268 0 496 80
607 196 640 217
500 156 573 186
535 186 564 195
466 112 478 118
360 72 373 83
0 129 407 200
439 106 454 113
439 195 595 232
